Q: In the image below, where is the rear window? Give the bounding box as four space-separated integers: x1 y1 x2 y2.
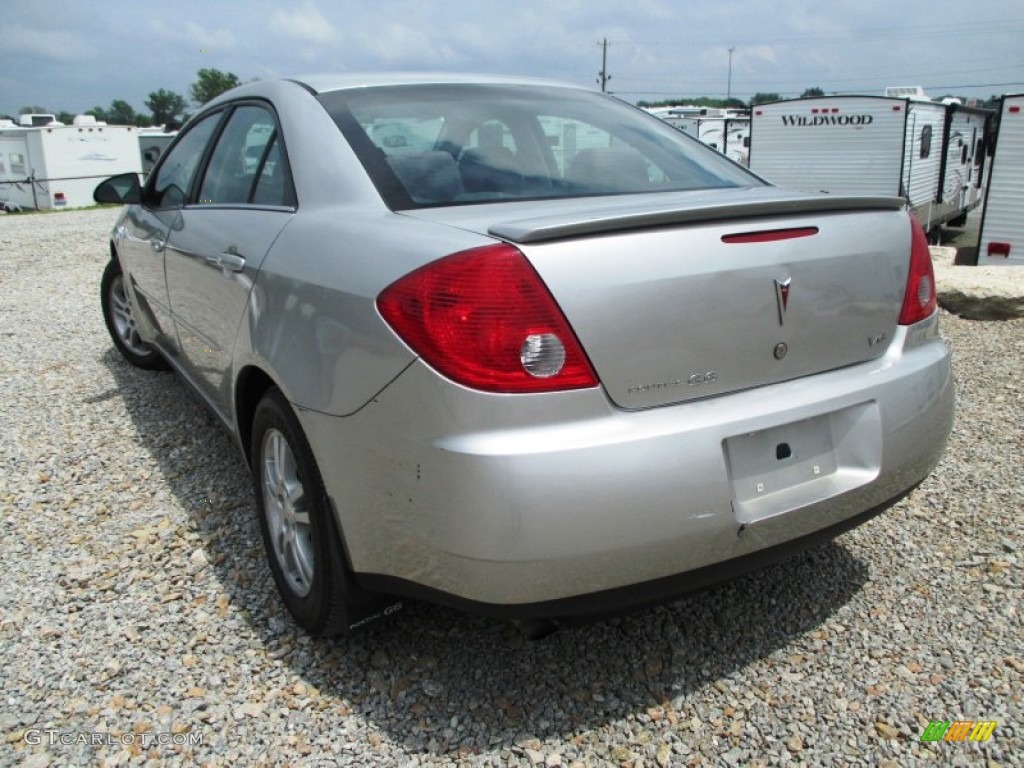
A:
317 84 761 209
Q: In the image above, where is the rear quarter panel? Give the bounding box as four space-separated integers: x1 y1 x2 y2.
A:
244 209 493 416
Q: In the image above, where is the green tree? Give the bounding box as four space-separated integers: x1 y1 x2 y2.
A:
190 68 241 106
57 111 76 124
19 105 50 114
800 87 825 98
85 106 109 122
145 88 187 126
107 99 137 125
750 92 782 106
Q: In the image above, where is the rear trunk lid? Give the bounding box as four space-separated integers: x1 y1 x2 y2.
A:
403 189 911 409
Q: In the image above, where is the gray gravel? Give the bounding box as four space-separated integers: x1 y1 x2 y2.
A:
1 207 1021 767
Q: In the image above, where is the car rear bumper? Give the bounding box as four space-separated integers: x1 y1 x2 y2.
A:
298 316 953 610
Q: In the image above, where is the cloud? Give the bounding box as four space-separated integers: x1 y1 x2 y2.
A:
146 18 236 51
4 24 96 62
358 23 459 66
184 21 236 51
270 2 340 45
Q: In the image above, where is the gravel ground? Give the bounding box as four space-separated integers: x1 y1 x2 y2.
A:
1 207 1021 767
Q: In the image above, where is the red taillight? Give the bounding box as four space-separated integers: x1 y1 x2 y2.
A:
898 216 938 325
377 244 598 393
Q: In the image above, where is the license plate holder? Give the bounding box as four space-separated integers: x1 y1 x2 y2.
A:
724 402 880 524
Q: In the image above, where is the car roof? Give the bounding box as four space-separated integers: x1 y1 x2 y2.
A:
291 72 588 95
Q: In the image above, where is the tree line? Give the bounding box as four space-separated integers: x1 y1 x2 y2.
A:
639 86 1003 110
14 73 1005 126
11 68 242 129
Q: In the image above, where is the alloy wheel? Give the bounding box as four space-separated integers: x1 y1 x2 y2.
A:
261 428 315 597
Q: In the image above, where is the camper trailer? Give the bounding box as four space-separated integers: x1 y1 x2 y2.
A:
977 94 1024 265
646 107 751 165
0 116 142 211
658 107 751 165
748 93 992 234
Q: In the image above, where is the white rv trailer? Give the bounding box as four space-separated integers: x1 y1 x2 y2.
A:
660 107 750 165
748 95 992 234
647 106 751 165
977 94 1024 265
0 116 142 211
946 104 991 214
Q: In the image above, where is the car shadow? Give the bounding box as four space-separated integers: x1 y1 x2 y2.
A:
102 349 871 758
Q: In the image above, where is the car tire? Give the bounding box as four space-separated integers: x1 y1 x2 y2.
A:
251 387 358 636
100 258 168 370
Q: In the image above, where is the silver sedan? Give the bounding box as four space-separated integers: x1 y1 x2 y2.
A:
95 74 953 635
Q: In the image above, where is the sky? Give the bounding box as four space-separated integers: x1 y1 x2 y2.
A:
2 0 1023 119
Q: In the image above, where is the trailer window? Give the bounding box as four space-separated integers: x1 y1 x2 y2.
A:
920 125 932 159
9 153 26 176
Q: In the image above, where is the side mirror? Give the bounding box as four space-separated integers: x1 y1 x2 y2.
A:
94 172 143 205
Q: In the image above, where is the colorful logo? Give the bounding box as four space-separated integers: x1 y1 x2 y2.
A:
920 720 997 742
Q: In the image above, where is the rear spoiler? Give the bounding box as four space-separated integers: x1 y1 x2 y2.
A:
489 195 906 244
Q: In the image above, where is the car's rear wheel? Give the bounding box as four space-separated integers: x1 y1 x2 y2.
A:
251 387 359 636
100 259 167 369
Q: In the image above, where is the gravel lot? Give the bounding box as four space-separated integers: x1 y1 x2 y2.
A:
1 207 1021 767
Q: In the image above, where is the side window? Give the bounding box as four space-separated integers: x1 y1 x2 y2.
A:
9 153 26 175
251 137 296 206
151 113 221 208
919 125 932 159
198 106 279 205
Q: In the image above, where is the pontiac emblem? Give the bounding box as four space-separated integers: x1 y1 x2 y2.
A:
774 278 792 325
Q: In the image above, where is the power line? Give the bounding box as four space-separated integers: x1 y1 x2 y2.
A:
614 64 1024 88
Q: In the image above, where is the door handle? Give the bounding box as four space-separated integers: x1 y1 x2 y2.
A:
204 251 246 273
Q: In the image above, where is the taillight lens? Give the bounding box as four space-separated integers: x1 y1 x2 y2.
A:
377 244 598 393
898 216 938 325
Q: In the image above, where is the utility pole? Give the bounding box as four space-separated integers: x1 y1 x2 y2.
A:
727 47 735 105
597 38 611 92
